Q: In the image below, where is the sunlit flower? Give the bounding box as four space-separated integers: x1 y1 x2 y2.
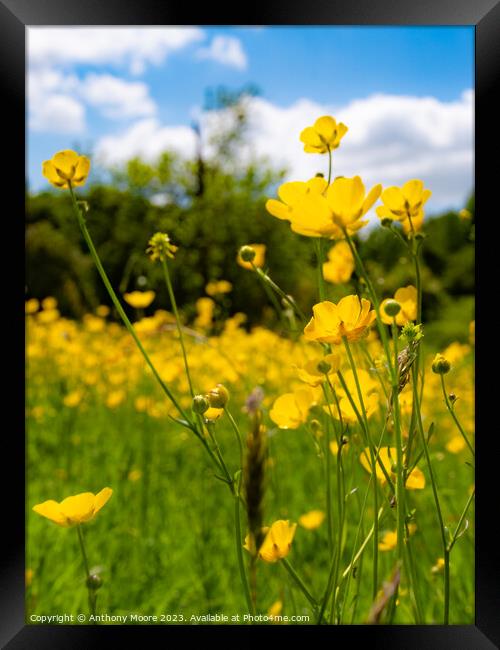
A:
323 241 355 284
33 488 112 527
299 116 348 154
304 295 376 345
265 176 328 234
204 407 224 421
360 447 425 490
42 150 90 189
269 176 381 238
376 180 431 234
380 286 417 326
123 291 156 309
257 520 297 562
298 510 325 530
237 244 266 270
270 387 319 429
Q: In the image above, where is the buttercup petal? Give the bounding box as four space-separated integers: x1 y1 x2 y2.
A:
93 487 113 514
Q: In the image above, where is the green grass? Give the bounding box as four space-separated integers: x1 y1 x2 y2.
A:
26 367 474 625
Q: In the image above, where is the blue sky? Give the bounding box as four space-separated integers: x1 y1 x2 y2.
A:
28 26 474 212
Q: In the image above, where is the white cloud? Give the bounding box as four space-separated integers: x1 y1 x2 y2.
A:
28 68 158 133
28 68 85 133
196 36 247 70
28 27 204 75
95 119 196 166
94 90 474 213
242 91 474 212
81 74 157 119
29 94 86 134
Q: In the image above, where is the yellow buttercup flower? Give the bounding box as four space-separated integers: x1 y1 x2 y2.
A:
33 488 112 527
258 520 297 563
360 447 425 490
123 291 156 309
42 150 90 189
270 387 319 429
298 510 325 530
376 180 431 234
265 176 328 235
204 407 224 421
304 295 376 345
300 115 348 154
237 244 266 270
269 176 381 239
380 286 417 326
323 241 355 284
294 352 341 387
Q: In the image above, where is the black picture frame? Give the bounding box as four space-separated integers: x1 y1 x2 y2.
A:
4 0 499 646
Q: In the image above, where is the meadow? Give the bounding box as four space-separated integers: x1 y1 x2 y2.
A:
26 116 475 626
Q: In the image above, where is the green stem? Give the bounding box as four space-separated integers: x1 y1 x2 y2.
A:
342 229 395 380
440 375 474 457
411 364 448 622
76 525 96 617
448 489 475 552
321 384 335 553
68 185 192 426
341 338 378 599
205 421 233 489
161 258 194 398
252 265 307 323
234 478 254 616
315 238 327 302
281 558 319 612
225 408 245 469
391 323 406 577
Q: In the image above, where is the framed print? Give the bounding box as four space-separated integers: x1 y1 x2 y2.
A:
2 0 499 646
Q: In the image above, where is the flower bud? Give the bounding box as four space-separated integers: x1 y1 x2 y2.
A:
432 354 451 375
448 393 457 404
381 218 393 228
207 384 230 408
317 360 331 374
384 299 401 318
86 574 102 591
310 419 322 436
192 394 210 415
238 245 256 263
